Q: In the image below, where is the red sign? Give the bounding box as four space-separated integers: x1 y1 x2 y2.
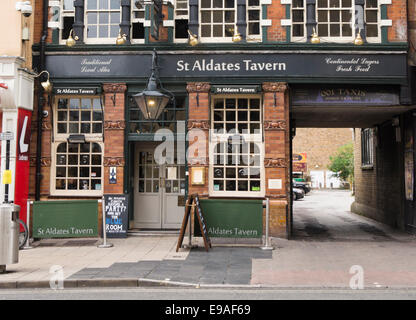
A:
14 108 32 226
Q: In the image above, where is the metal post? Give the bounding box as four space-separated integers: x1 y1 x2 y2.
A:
23 200 33 249
98 197 113 248
4 138 10 203
261 198 274 250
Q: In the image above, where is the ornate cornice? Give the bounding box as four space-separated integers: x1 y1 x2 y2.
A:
264 120 287 131
103 83 127 93
104 120 126 130
186 82 211 93
103 157 125 167
264 158 288 168
262 82 288 93
187 157 209 166
188 120 210 130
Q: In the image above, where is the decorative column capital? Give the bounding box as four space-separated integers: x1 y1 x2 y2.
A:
262 82 288 93
186 82 211 93
103 83 127 93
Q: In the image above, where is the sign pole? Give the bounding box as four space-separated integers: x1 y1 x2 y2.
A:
4 138 10 203
98 196 113 248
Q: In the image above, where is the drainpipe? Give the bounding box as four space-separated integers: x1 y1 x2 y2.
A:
35 0 49 201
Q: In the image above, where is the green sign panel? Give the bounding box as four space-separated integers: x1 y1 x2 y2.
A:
194 199 263 238
33 200 98 238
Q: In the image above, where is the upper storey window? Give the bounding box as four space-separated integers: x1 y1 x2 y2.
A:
85 0 121 43
291 0 380 43
200 0 237 41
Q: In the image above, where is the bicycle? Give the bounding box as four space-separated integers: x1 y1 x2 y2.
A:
17 219 29 250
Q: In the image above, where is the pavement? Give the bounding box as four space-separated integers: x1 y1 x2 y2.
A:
0 189 416 290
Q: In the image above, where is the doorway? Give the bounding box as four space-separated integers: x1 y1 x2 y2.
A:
133 142 186 229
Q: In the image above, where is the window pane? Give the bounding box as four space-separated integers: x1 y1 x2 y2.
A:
292 10 304 22
201 0 210 8
110 12 120 23
225 11 234 23
248 22 260 35
99 13 109 24
80 143 90 153
248 10 259 20
201 11 211 23
87 25 98 38
56 167 66 177
99 0 108 9
225 0 234 8
110 0 119 9
318 24 328 36
88 12 98 24
213 0 223 8
366 0 377 8
366 10 377 23
329 0 339 7
341 10 351 22
330 11 339 22
87 0 97 10
92 123 102 133
226 180 236 191
201 24 211 37
317 0 328 7
330 24 340 36
213 11 223 23
56 179 66 190
342 24 352 36
81 123 91 133
342 0 352 6
81 111 91 121
366 24 378 37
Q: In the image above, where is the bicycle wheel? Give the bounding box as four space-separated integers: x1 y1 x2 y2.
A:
17 219 28 250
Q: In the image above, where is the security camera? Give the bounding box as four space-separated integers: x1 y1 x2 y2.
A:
42 110 49 118
16 1 33 17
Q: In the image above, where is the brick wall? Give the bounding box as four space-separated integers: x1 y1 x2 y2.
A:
293 128 353 175
267 0 287 42
387 0 408 42
351 124 404 229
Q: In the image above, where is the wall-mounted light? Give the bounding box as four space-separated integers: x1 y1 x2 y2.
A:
34 70 52 93
232 26 242 43
188 29 199 46
354 28 364 45
133 49 175 120
311 27 320 44
66 29 79 47
116 30 127 45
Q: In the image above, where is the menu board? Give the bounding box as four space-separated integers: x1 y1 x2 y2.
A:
104 194 129 238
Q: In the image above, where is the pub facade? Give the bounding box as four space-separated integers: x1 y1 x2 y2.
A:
29 0 413 238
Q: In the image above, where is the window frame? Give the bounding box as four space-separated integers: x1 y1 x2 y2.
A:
131 0 146 43
209 95 265 198
199 0 237 43
58 0 75 45
174 0 190 43
51 95 104 196
291 0 381 43
84 0 122 44
361 128 374 168
246 0 262 41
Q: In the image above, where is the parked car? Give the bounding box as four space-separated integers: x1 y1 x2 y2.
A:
293 187 305 200
292 180 311 194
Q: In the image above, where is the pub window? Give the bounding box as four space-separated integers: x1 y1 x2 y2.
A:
175 0 189 40
52 97 104 196
210 97 264 197
132 0 145 42
291 0 380 42
60 0 75 43
247 0 261 40
54 142 103 194
200 0 236 41
365 0 379 41
291 0 305 39
85 0 121 43
361 128 374 167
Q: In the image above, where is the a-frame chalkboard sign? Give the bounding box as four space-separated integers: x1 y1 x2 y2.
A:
176 194 211 252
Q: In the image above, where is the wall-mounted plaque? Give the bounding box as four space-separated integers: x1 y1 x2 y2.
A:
191 167 205 185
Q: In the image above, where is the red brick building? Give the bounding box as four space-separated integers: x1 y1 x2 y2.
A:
28 0 414 239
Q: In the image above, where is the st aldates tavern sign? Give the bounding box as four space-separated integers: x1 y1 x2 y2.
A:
45 52 407 81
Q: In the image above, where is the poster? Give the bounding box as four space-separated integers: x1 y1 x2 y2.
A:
104 194 129 238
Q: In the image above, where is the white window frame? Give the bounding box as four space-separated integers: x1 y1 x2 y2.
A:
174 0 189 43
58 0 75 45
246 0 262 41
51 96 104 196
199 0 237 43
364 0 381 43
291 0 306 41
131 0 146 43
316 0 356 42
209 95 265 198
84 0 122 44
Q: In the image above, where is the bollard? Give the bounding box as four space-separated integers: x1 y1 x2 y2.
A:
23 200 33 249
97 197 113 248
261 198 274 250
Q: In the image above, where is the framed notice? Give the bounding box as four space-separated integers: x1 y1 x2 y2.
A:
191 167 205 185
104 194 129 238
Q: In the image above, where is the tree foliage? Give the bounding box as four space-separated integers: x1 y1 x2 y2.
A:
328 142 354 183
